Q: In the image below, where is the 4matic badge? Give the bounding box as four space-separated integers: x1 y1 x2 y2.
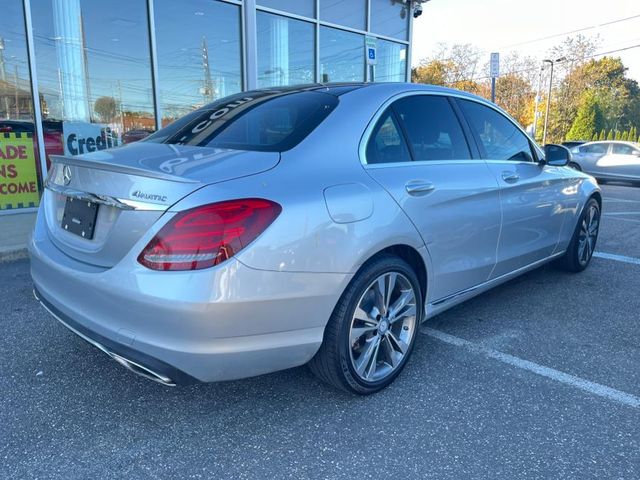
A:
131 190 168 203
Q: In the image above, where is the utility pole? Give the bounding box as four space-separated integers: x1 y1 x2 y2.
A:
0 37 10 117
542 56 566 145
532 64 544 141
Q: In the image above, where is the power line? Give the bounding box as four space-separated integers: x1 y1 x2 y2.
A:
499 13 640 49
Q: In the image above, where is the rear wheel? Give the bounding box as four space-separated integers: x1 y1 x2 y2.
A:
568 162 582 171
309 255 422 394
556 197 600 272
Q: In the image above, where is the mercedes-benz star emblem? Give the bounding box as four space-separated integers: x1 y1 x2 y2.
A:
62 165 72 186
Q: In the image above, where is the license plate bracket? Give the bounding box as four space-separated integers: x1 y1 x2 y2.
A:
62 197 99 239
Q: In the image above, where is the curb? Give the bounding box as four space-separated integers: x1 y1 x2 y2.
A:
0 247 29 264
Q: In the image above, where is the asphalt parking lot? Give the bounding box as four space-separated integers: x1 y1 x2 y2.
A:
1 184 639 479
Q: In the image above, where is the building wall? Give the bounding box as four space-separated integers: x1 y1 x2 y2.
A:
0 0 413 214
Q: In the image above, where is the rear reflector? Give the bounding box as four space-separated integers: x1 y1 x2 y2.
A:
138 198 281 271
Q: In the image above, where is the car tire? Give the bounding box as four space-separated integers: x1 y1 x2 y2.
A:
309 254 423 395
568 162 582 171
556 197 600 272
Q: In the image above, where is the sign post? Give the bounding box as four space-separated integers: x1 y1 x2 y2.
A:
490 52 500 103
366 37 377 82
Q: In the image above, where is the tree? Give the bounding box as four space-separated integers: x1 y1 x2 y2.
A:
598 130 606 140
94 96 118 123
615 131 621 140
566 91 604 141
621 131 629 141
607 130 614 140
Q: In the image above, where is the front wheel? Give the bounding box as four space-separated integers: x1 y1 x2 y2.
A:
309 255 422 394
556 197 600 272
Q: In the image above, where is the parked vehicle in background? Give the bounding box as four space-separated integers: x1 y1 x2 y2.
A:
562 140 587 149
570 141 640 184
30 83 601 395
121 128 154 144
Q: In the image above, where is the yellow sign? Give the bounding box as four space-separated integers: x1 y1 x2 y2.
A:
0 132 40 210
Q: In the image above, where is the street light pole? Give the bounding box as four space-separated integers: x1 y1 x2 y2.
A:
542 56 566 145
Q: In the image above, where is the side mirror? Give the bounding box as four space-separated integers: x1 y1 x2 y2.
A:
543 144 571 167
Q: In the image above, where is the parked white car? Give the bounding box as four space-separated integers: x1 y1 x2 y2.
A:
570 141 640 184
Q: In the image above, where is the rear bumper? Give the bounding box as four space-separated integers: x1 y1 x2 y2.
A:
29 213 351 383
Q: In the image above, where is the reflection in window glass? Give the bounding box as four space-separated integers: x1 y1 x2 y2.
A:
458 99 534 162
257 0 315 18
257 13 314 88
155 0 242 126
320 27 364 83
375 39 406 82
320 0 365 30
31 0 155 160
394 96 471 161
0 0 43 210
370 0 409 40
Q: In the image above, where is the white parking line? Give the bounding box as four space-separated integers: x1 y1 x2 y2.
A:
594 252 640 266
422 328 640 409
603 211 640 216
603 198 640 203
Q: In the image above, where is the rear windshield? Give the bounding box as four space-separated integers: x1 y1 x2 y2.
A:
144 90 338 152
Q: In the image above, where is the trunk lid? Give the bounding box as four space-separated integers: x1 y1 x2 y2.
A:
43 142 279 267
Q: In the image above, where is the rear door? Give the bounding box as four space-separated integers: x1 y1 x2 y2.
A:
455 98 568 278
363 94 501 302
577 142 609 175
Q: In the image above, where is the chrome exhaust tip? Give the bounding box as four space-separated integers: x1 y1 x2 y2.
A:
34 289 176 387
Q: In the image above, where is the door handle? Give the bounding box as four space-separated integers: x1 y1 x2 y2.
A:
501 171 520 183
405 180 435 196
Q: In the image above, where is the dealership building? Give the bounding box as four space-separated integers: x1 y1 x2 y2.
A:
0 0 421 217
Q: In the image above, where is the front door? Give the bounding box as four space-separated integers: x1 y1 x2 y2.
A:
455 98 568 278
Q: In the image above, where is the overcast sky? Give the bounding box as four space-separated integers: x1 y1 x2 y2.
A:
411 0 640 81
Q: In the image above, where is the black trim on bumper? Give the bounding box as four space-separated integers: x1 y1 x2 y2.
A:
34 286 200 385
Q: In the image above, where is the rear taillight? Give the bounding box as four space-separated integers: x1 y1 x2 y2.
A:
138 198 281 271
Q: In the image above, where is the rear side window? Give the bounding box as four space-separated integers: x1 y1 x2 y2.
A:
393 95 472 161
366 109 412 164
458 99 535 162
144 90 338 152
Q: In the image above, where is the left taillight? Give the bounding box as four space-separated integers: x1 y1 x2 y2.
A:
137 198 282 271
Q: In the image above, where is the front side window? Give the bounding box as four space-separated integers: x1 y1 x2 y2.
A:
393 96 472 161
145 90 338 152
365 110 411 164
582 143 608 155
458 99 535 162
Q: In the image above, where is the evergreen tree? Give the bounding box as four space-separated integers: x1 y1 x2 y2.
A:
607 130 614 140
630 127 637 140
598 130 606 140
566 91 605 141
615 131 621 140
621 131 629 141
592 132 599 141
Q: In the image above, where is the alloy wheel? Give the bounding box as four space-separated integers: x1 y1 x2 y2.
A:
348 272 417 382
577 204 599 266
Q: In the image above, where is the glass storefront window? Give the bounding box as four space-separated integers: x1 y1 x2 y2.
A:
0 1 42 211
257 0 315 19
320 0 365 31
320 27 364 83
370 0 409 40
31 0 155 161
375 39 407 82
257 13 314 88
154 0 242 126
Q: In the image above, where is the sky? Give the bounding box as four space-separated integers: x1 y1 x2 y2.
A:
411 0 640 81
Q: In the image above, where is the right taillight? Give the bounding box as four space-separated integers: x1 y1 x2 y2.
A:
138 198 281 271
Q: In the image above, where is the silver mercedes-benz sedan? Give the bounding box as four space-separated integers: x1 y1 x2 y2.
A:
30 83 601 394
569 140 640 184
